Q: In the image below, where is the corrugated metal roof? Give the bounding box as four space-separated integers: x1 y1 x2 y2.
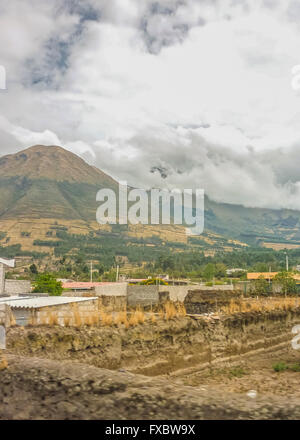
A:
0 296 32 302
0 296 98 309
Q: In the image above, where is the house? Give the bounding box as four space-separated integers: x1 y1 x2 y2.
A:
247 272 300 289
0 257 31 295
0 296 99 326
247 272 278 280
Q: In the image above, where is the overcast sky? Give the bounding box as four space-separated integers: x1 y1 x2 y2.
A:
1 0 300 209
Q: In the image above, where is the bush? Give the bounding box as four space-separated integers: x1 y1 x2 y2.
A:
273 362 288 372
229 367 246 378
289 363 300 372
33 273 62 296
273 272 298 296
253 275 269 296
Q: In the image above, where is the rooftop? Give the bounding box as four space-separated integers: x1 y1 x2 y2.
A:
0 296 98 309
62 281 127 290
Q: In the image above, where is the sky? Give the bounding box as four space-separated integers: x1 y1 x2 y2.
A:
1 0 300 209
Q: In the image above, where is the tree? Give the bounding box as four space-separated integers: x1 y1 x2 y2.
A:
273 271 297 296
139 278 168 285
29 264 38 275
33 274 63 296
203 263 215 282
215 263 227 278
253 275 269 296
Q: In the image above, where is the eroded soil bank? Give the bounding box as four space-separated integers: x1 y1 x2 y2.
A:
6 308 300 375
2 308 300 419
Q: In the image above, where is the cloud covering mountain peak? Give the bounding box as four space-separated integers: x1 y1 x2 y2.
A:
1 0 300 209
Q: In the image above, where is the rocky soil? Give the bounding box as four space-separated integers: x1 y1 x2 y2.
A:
2 309 300 419
1 354 300 420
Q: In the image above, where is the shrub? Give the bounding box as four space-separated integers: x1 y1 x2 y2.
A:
273 272 298 296
289 363 300 372
33 273 62 296
229 367 246 378
273 362 288 372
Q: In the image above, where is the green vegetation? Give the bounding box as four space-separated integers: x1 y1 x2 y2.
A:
0 244 46 259
273 362 300 372
289 363 300 372
273 271 298 295
253 275 270 296
273 362 289 372
28 227 300 280
229 367 247 378
33 274 63 296
138 278 168 285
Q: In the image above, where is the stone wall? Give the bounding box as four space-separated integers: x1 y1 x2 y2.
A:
184 290 242 314
159 284 233 302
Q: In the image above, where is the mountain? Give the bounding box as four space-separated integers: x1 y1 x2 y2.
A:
0 145 118 222
0 145 116 186
0 144 300 256
0 145 190 254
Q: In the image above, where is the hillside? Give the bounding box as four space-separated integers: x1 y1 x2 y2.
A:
0 145 299 258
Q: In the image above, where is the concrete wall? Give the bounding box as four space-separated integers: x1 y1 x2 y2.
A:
127 285 159 307
5 280 31 295
94 283 127 297
0 265 5 295
61 283 235 309
12 299 100 326
0 304 10 328
159 284 234 302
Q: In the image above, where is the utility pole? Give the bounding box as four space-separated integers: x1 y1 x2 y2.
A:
116 265 119 282
285 253 289 272
90 261 93 283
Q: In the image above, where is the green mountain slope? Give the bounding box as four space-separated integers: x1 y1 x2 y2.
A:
0 144 299 255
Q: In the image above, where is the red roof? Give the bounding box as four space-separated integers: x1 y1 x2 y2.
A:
62 282 125 290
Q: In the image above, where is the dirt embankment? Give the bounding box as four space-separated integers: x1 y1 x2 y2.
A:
7 308 300 376
1 354 300 420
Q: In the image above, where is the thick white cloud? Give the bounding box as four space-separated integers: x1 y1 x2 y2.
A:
1 0 300 209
